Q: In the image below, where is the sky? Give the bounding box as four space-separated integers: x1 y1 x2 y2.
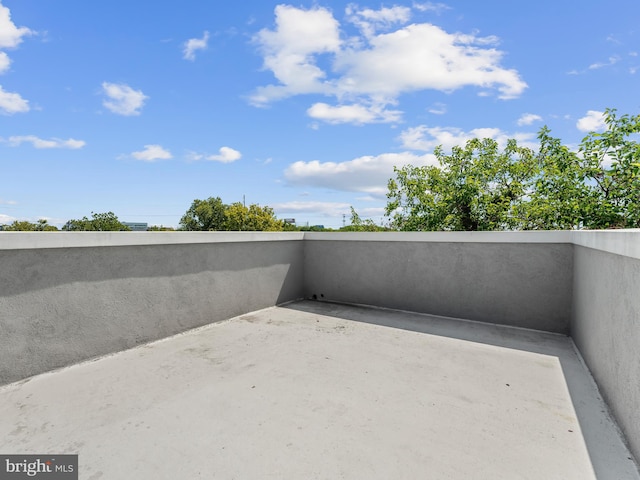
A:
1 0 639 229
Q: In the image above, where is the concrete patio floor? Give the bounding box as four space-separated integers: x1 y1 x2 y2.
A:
1 300 638 479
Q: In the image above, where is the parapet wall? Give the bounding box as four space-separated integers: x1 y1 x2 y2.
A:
1 229 638 463
0 232 305 385
303 231 573 333
570 230 640 464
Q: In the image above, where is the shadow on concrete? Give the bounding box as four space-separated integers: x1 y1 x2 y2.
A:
282 300 640 480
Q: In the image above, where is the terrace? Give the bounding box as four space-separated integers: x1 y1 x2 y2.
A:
0 231 639 479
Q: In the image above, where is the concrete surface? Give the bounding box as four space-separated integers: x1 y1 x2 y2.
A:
572 245 640 464
0 240 304 384
0 231 305 250
304 239 573 333
1 301 637 480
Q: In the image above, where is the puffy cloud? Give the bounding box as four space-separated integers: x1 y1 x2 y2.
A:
101 82 148 116
517 113 542 126
333 23 525 100
3 135 85 149
576 110 606 132
183 31 209 61
250 5 341 105
284 151 437 195
131 144 172 162
251 5 526 123
187 146 242 163
0 3 33 49
206 146 242 163
0 85 29 114
399 125 537 152
0 4 33 114
307 102 401 124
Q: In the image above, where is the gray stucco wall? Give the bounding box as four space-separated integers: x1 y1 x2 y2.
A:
0 236 304 385
303 237 573 333
572 244 640 463
2 229 639 465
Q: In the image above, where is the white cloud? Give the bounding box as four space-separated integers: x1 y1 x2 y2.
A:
188 146 242 163
428 102 447 115
206 146 242 163
251 5 526 124
131 144 172 162
272 200 352 217
0 85 29 114
101 82 148 116
307 102 401 124
250 5 341 105
576 110 606 132
0 3 33 49
345 4 411 38
517 113 542 126
284 151 437 195
183 31 209 61
0 198 17 205
0 4 33 114
588 55 620 70
0 213 16 224
0 51 10 74
399 125 537 152
334 23 524 100
3 135 85 149
413 2 451 14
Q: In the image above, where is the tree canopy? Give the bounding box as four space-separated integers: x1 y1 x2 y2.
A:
341 207 388 231
62 212 130 231
179 197 227 231
1 219 58 231
386 109 640 231
179 197 285 231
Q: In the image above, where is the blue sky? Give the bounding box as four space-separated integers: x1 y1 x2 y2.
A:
1 0 639 228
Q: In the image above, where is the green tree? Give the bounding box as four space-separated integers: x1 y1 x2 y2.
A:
386 109 640 231
62 212 130 231
2 219 58 231
223 202 285 231
179 197 286 231
525 128 591 230
578 109 640 228
341 207 387 231
147 225 175 231
386 138 538 231
179 197 227 231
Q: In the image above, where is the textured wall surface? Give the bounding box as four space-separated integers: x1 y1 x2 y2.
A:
572 245 640 464
304 239 573 333
0 239 304 384
1 229 638 466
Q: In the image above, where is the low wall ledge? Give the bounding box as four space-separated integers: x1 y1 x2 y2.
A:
0 231 305 250
303 231 573 243
2 230 639 260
